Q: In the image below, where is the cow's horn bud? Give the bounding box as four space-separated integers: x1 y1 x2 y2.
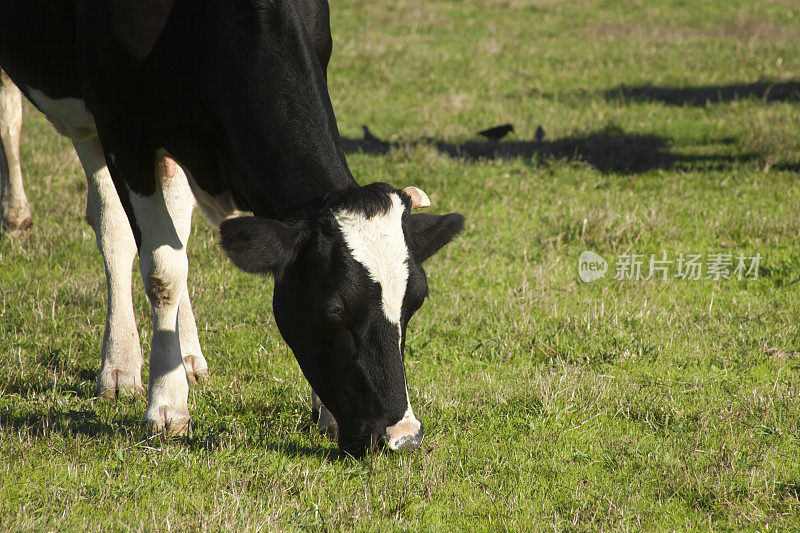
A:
402 186 431 209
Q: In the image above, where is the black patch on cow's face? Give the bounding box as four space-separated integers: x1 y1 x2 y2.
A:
220 183 464 455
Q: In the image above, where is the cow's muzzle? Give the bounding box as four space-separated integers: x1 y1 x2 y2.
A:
335 406 425 456
384 407 424 452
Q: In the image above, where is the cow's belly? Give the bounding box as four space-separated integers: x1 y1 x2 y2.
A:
26 88 97 141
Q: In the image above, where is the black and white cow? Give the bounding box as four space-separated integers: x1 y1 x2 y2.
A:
0 0 463 455
0 0 329 396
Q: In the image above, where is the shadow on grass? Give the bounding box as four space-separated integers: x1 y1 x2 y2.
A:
179 431 339 459
342 125 775 174
1 403 344 458
178 412 341 460
2 353 97 398
264 436 342 460
602 80 800 106
0 406 124 438
777 482 800 501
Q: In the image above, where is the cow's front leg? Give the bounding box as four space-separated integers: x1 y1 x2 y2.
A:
75 138 145 397
125 153 196 435
0 71 32 237
157 157 209 384
178 284 209 383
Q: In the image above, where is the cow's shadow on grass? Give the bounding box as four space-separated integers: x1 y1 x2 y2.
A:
0 403 343 458
2 349 98 399
182 431 338 459
0 406 127 438
2 353 341 458
342 124 777 174
601 80 800 106
182 412 340 460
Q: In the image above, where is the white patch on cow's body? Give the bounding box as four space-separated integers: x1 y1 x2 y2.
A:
10 82 210 400
335 193 408 325
26 89 97 141
128 150 200 433
151 156 210 382
67 133 208 396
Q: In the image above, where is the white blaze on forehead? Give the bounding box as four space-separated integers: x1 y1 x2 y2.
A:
335 193 408 325
336 193 422 447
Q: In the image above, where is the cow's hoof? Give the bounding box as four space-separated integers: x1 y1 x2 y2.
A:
144 406 191 436
183 354 209 384
0 211 32 238
95 368 144 399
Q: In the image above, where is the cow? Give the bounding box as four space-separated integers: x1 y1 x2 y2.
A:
0 0 330 419
0 0 464 456
0 1 359 437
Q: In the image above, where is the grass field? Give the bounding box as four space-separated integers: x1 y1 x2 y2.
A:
2 0 800 529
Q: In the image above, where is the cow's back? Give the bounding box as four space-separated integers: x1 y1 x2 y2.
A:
0 0 332 104
1 0 349 216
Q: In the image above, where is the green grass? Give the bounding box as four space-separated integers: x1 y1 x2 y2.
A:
2 0 800 529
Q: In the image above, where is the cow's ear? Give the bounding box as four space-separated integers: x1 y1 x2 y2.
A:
404 213 465 263
219 216 303 276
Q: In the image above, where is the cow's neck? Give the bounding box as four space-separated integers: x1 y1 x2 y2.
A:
172 1 358 221
227 107 357 220
217 72 356 219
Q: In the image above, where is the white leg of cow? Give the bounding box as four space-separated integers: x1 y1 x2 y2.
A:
158 157 209 384
75 138 144 397
178 284 209 383
0 71 32 237
311 389 338 439
132 153 196 434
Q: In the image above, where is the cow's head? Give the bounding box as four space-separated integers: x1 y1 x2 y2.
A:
219 183 464 456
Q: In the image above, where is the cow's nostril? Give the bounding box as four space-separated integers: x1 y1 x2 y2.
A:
385 422 424 453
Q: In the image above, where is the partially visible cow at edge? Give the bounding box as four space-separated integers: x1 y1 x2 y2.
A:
0 0 464 456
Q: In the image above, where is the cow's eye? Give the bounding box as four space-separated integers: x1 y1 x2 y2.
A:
324 304 345 324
